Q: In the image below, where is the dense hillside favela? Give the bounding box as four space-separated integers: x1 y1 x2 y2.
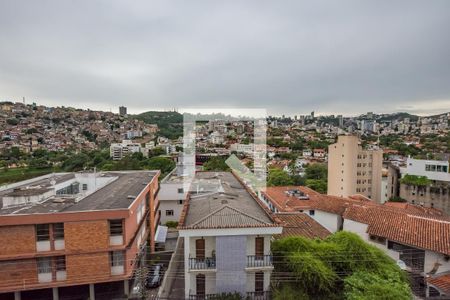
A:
0 100 450 299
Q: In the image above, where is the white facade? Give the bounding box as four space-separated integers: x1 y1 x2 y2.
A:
310 210 341 233
180 227 282 299
401 158 450 182
158 170 187 225
109 140 141 160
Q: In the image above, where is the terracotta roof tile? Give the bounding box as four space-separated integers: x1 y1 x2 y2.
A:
276 213 331 239
343 205 450 255
427 273 450 295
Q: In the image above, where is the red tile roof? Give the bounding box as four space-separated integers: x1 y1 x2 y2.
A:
264 185 450 255
343 205 450 255
276 213 331 239
427 273 450 295
262 186 370 215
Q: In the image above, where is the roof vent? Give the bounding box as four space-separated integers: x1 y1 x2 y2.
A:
221 199 228 204
285 189 309 200
127 195 135 199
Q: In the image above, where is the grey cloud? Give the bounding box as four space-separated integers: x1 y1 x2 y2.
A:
0 0 449 116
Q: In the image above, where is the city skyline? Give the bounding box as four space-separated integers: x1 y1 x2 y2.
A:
1 1 450 116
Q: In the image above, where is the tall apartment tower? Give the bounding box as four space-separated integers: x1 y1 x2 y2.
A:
327 135 383 202
119 106 127 116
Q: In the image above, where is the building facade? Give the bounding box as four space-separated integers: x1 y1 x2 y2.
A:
398 158 450 214
0 171 160 300
178 172 282 299
327 135 383 202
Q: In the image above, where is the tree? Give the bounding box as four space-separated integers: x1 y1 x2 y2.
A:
305 163 327 180
203 157 230 171
271 232 411 299
268 169 293 186
344 271 412 300
305 179 327 193
146 157 175 175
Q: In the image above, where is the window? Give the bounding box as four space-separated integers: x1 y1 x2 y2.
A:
369 235 386 244
166 210 174 216
36 224 50 241
255 272 264 293
37 257 52 274
110 251 124 267
55 256 66 271
178 188 184 194
82 184 88 190
53 223 64 240
196 274 205 296
109 220 123 236
178 200 183 205
309 210 315 216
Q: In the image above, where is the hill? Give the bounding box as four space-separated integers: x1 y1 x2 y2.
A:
133 111 183 139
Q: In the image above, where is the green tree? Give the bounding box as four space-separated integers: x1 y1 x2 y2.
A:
305 163 327 180
203 157 230 171
271 232 411 299
268 169 294 186
344 271 412 300
146 157 175 175
305 179 327 193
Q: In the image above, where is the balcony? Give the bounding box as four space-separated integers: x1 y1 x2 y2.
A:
188 291 271 300
188 257 216 270
247 291 271 300
246 255 273 268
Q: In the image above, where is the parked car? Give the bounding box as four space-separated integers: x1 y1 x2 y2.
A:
146 263 164 288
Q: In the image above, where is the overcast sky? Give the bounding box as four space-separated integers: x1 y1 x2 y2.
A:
0 1 449 116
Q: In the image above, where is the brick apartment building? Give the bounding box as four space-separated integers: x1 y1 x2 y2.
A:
0 171 160 300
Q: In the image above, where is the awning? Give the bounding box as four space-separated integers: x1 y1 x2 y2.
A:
155 225 168 243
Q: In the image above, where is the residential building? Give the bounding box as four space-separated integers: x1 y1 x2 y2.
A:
0 171 160 300
327 135 383 202
260 184 450 298
398 158 450 214
109 140 141 160
178 172 282 299
158 166 188 226
119 106 127 116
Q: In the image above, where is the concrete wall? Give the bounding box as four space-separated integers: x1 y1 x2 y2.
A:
159 200 184 225
216 235 247 294
312 210 340 233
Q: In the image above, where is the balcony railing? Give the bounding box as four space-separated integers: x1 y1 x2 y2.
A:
189 257 216 270
188 291 271 300
247 255 273 268
247 291 271 300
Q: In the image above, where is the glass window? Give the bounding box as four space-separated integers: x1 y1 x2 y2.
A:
53 223 64 240
178 188 184 194
110 251 124 267
55 256 66 271
36 224 50 241
37 257 52 274
109 220 123 236
166 210 174 216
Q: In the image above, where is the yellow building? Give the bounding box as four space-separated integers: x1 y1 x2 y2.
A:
327 135 383 202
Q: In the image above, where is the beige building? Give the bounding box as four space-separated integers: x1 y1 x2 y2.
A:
327 135 383 202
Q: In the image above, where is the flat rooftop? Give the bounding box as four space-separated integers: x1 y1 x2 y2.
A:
0 171 157 215
179 172 276 229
